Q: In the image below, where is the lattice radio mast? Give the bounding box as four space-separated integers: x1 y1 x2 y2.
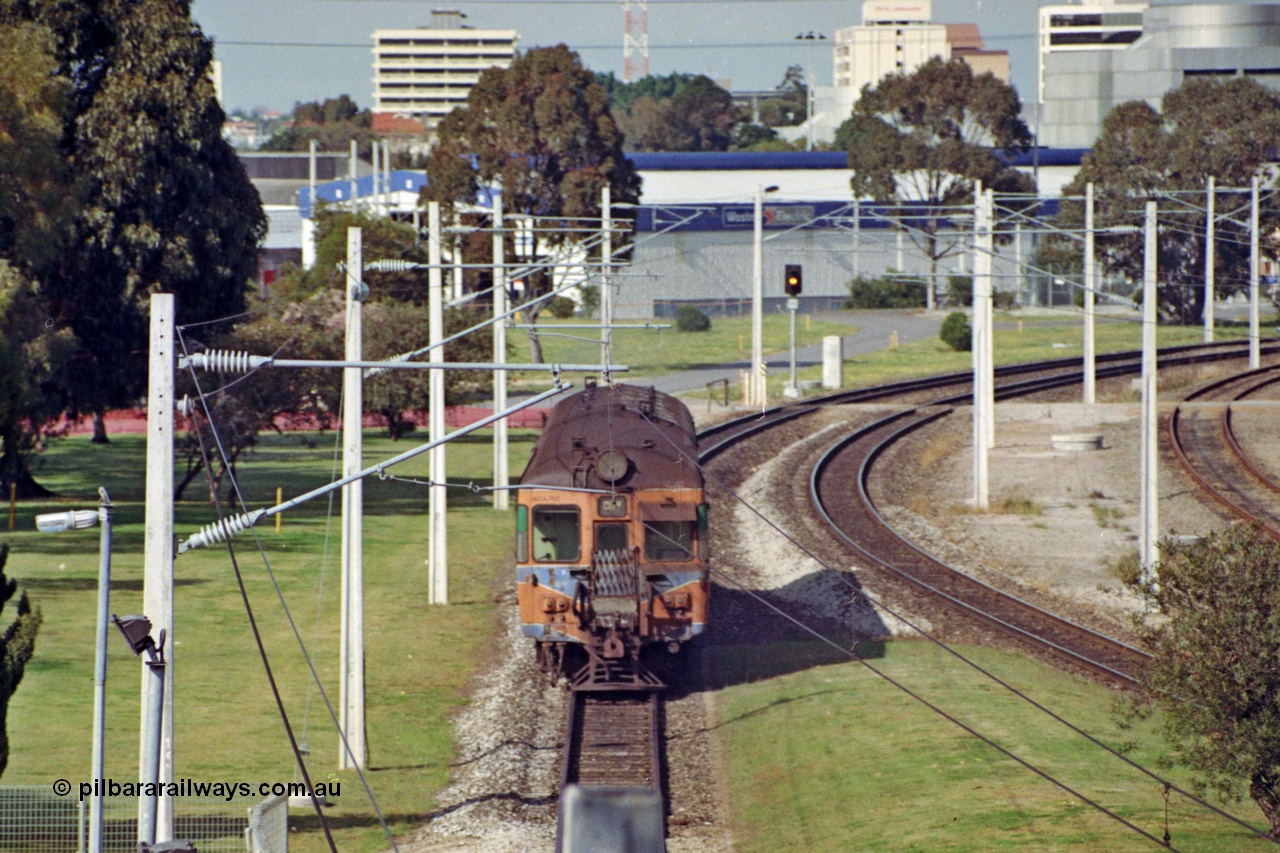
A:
623 0 649 82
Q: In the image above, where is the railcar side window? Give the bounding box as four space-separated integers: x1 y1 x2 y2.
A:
532 506 580 562
644 521 694 562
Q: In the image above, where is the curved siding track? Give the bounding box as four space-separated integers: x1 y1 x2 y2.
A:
1170 365 1280 538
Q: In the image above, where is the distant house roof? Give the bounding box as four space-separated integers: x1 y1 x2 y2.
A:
301 170 428 218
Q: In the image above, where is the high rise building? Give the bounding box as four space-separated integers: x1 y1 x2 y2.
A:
805 1 1007 146
1037 2 1280 148
371 10 517 134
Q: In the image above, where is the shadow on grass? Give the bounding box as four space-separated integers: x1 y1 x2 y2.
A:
18 577 209 592
698 567 890 692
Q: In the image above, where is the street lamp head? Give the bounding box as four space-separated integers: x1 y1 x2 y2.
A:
112 614 157 657
35 509 99 534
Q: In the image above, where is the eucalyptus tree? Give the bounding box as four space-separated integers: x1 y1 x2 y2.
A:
837 57 1034 308
2 0 266 443
1060 77 1280 324
425 45 640 362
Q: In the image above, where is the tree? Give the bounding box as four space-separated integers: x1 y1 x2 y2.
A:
0 543 41 778
425 45 640 362
1125 525 1280 836
757 65 806 127
3 0 266 448
259 95 377 152
1059 77 1280 325
362 303 497 439
175 297 341 504
622 75 744 152
839 57 1034 309
0 20 78 496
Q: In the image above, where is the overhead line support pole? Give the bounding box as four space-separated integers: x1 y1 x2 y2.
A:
428 202 448 605
142 293 175 840
1140 201 1160 588
340 227 366 770
751 185 765 407
602 185 613 371
1250 175 1261 370
493 194 509 511
1084 182 1096 405
1204 176 1215 344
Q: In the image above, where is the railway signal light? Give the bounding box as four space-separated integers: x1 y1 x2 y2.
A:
784 264 802 296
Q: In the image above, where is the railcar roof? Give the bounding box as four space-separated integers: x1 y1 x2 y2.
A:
519 383 702 492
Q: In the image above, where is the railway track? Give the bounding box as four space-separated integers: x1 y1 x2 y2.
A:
811 406 1148 685
1169 364 1280 539
551 339 1278 848
560 690 662 792
702 340 1279 687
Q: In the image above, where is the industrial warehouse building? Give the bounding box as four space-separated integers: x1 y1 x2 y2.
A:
613 151 1085 320
1037 2 1280 148
273 149 1089 318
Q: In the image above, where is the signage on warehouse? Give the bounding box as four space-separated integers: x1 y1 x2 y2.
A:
721 205 816 228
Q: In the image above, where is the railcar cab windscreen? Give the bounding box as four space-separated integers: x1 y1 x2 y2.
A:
515 383 710 682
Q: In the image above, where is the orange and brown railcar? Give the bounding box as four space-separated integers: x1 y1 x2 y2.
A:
515 383 709 678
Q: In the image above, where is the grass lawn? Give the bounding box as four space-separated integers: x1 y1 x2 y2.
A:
711 640 1274 852
5 311 1274 850
791 314 1265 400
507 313 854 382
4 428 536 852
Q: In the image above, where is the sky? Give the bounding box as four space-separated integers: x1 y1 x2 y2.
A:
191 0 1049 115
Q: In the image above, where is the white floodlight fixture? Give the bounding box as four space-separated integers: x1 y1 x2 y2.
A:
36 509 99 533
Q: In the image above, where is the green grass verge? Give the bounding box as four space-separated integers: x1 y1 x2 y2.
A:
508 313 855 382
4 429 535 852
772 314 1275 401
710 640 1273 851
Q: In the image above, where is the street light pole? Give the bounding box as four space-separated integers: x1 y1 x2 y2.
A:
751 185 778 406
795 32 826 152
35 492 111 853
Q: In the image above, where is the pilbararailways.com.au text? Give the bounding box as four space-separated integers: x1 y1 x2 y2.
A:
52 778 341 803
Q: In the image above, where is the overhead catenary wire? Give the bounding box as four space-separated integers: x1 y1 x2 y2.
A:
626 400 1279 845
177 328 400 851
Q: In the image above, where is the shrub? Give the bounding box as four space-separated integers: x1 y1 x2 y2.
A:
843 276 925 309
675 304 711 332
577 284 600 318
951 275 1018 310
940 311 971 351
948 275 973 307
548 296 576 319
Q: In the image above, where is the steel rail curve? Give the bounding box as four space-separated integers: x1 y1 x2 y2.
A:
811 405 1148 685
1168 364 1280 540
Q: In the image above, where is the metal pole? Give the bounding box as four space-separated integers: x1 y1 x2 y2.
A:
601 185 612 368
1204 176 1215 343
972 189 990 509
138 638 165 846
1084 182 1096 405
784 299 799 397
339 227 366 770
492 194 509 511
428 202 449 604
1140 201 1160 586
806 39 815 152
89 488 111 853
142 294 174 840
1250 175 1261 370
349 139 357 213
984 189 995 451
852 199 860 279
751 186 765 407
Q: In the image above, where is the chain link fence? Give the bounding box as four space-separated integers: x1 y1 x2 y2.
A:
0 787 287 853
